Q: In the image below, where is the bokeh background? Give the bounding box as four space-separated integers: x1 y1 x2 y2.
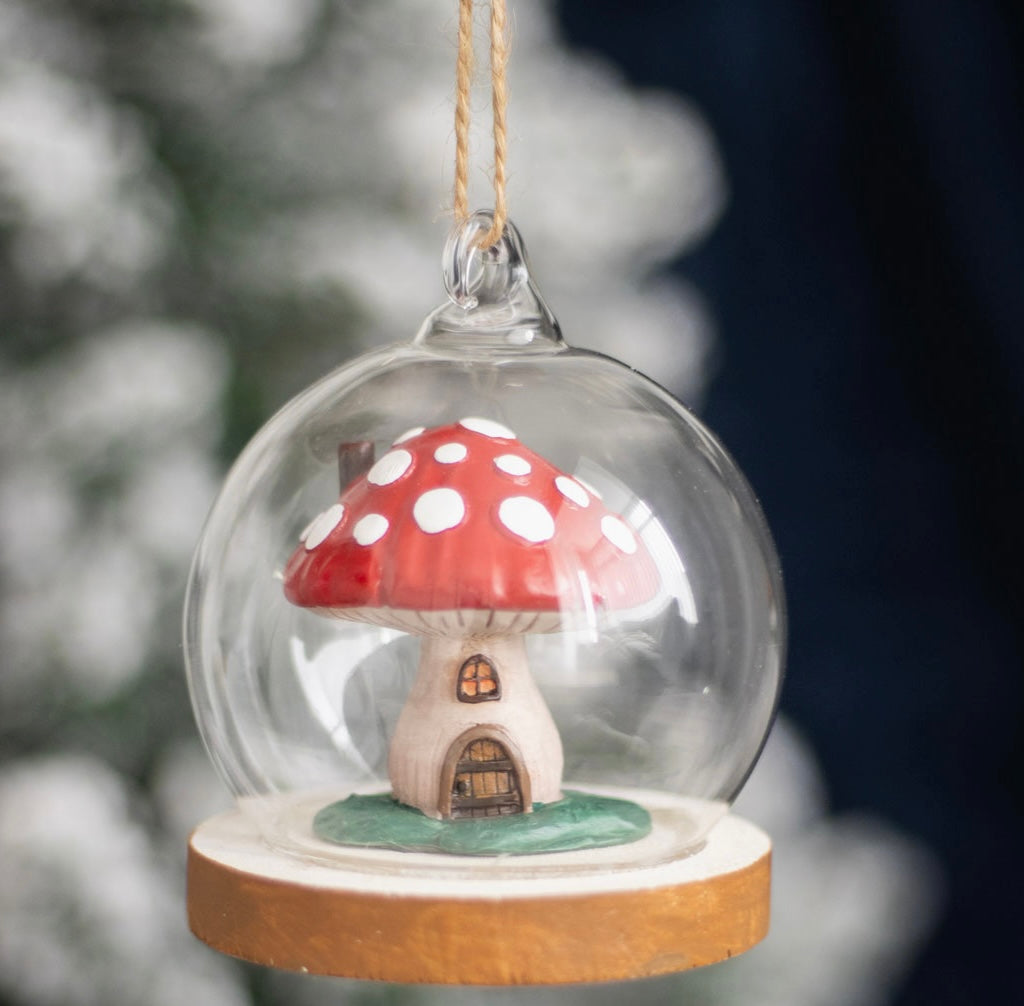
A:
0 2 1019 1005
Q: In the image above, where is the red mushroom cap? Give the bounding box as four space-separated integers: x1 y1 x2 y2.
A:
283 418 660 634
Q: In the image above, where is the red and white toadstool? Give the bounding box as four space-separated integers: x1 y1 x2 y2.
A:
283 417 660 820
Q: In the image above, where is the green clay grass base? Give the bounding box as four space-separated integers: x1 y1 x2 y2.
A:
313 790 652 856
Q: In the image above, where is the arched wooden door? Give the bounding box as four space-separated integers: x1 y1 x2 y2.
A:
444 732 526 819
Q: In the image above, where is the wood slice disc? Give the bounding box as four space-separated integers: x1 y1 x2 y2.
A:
187 797 771 985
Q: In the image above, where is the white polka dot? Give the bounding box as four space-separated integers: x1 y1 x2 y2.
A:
304 503 345 550
367 449 412 486
393 426 425 445
459 416 516 440
498 497 554 544
577 477 603 500
434 442 468 464
555 476 590 507
414 488 466 534
353 513 389 546
298 515 319 542
601 515 637 554
495 454 531 477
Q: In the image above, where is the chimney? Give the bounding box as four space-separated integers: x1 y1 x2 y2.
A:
338 441 375 490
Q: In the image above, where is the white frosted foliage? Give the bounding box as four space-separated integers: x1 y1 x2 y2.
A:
187 0 321 67
303 503 344 550
413 487 466 534
367 449 412 486
353 513 388 546
0 757 248 1006
498 496 555 543
434 442 468 464
0 322 225 704
459 416 516 440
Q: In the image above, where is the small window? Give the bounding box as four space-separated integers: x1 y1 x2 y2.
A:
457 654 501 703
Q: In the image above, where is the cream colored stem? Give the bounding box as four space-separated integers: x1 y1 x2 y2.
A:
388 633 563 819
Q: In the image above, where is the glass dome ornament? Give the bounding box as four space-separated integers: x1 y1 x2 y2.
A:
185 210 785 982
184 0 783 986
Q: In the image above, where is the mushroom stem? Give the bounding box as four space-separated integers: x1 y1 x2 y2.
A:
388 633 564 820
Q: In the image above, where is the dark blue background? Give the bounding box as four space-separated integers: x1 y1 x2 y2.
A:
557 2 1024 1003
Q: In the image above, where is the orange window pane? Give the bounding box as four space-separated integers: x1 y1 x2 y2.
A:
456 655 500 702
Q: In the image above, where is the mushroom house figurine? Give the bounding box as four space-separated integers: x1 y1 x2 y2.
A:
282 416 661 826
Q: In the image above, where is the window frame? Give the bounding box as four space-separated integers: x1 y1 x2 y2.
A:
456 653 502 703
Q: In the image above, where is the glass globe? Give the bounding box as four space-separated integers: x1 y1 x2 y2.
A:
184 213 785 876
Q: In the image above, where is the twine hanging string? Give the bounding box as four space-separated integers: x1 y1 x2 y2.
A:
453 0 509 248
